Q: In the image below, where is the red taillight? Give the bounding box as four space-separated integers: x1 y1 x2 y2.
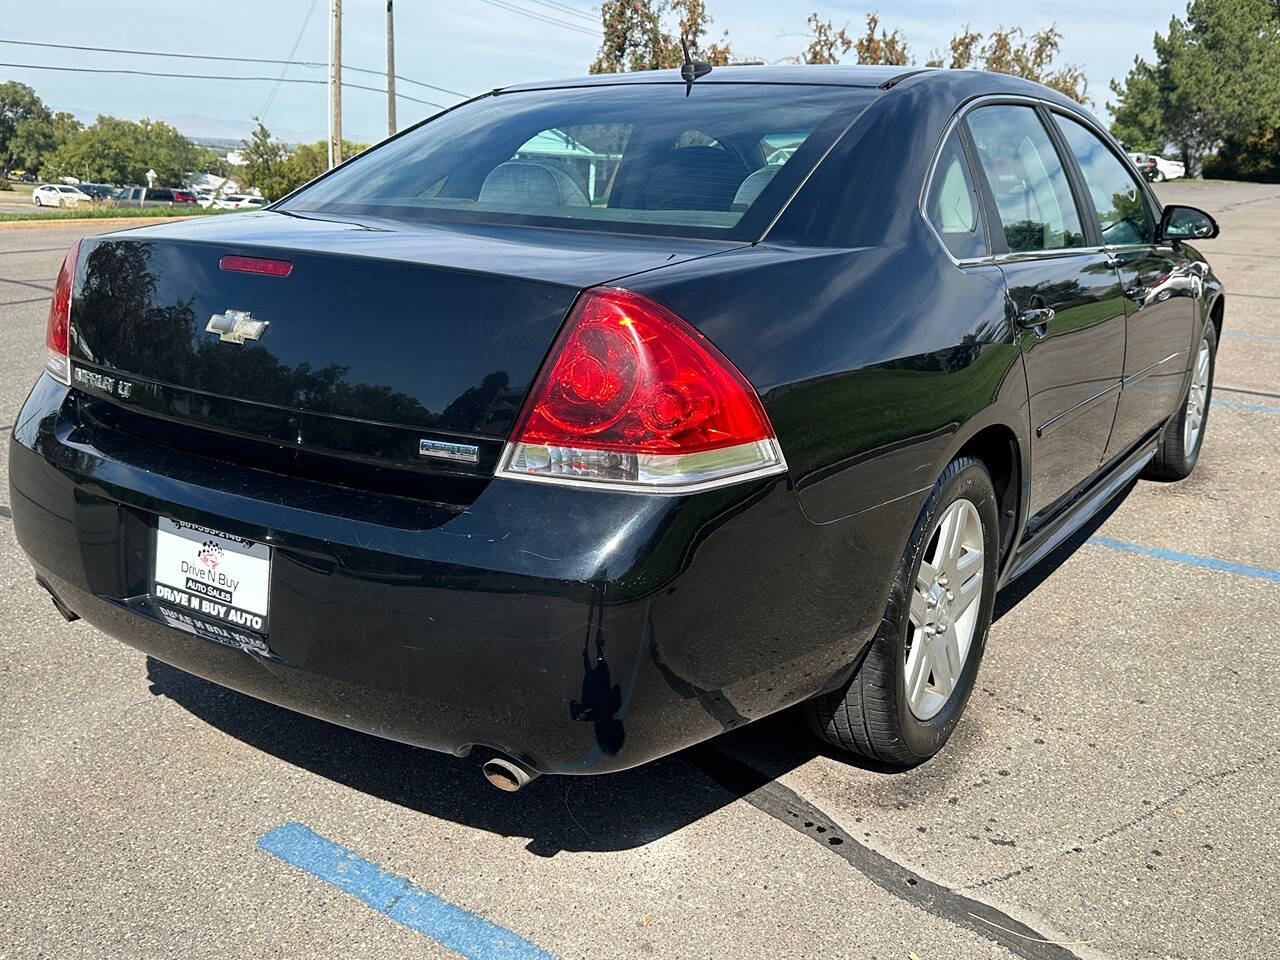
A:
45 239 81 384
500 288 785 491
219 254 292 277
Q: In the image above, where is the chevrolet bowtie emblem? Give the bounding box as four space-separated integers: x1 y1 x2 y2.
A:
206 309 269 344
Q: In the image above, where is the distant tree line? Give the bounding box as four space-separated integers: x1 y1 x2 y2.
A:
591 1 1280 180
589 2 1090 103
1109 0 1280 179
0 81 223 186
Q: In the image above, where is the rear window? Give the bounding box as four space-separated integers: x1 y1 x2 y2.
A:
280 83 878 239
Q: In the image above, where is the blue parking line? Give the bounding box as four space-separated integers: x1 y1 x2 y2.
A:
1223 331 1280 343
1213 398 1280 413
1088 537 1280 582
258 823 556 960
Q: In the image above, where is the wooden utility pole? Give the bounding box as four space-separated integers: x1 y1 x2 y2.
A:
386 0 397 138
328 0 342 168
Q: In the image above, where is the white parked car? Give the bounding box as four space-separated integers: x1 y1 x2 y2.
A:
32 184 92 207
212 194 269 210
1149 155 1185 182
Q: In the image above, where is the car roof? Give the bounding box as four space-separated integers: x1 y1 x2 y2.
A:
500 64 925 93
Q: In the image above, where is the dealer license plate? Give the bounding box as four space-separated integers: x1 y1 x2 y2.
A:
152 518 271 635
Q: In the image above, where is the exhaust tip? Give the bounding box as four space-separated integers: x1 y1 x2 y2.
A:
482 757 538 792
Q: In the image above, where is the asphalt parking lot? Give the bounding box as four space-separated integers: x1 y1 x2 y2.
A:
1 181 1277 960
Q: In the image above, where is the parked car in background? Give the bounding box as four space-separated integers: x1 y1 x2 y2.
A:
114 187 199 208
76 183 117 201
1149 155 1185 182
212 193 269 210
1128 153 1160 183
32 183 90 207
10 66 1224 788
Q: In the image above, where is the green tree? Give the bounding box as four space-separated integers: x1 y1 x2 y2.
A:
0 81 50 173
854 12 910 66
239 124 367 200
590 0 731 73
1109 0 1280 175
796 13 853 64
238 120 291 199
11 111 82 172
42 115 203 184
927 25 1088 103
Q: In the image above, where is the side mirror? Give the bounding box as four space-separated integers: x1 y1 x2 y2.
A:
1159 205 1219 243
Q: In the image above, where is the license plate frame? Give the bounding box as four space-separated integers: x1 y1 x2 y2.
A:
151 517 271 637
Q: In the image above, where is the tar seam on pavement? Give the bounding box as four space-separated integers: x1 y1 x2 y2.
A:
258 822 557 960
0 275 54 293
0 505 11 520
0 296 48 307
1215 383 1280 400
690 748 1086 960
0 246 72 256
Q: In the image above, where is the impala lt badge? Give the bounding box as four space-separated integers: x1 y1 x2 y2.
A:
206 309 269 344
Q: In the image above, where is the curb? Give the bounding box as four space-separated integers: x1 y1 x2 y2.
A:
0 215 200 231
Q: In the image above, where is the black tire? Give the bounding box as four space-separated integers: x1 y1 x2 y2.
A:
1145 321 1217 481
805 456 1000 767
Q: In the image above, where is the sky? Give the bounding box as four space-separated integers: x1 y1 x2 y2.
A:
0 0 1187 146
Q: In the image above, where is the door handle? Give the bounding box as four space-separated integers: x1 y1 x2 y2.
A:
1016 307 1055 329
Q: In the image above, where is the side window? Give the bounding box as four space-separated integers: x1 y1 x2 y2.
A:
965 105 1085 254
1053 113 1154 247
925 129 988 260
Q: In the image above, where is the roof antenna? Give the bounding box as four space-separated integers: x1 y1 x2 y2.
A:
680 36 712 96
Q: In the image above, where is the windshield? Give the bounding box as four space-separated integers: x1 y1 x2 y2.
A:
280 82 878 240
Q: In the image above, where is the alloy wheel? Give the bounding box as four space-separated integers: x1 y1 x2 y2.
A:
1184 337 1211 454
905 498 985 721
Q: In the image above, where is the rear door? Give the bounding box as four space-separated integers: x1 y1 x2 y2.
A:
1049 110 1197 461
965 102 1128 525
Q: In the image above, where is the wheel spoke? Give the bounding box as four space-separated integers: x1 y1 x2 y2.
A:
951 571 982 621
910 584 930 627
905 635 931 705
942 630 963 689
954 545 983 586
917 557 939 595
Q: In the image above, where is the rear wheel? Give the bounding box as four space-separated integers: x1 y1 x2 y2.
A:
805 456 999 766
1145 322 1216 481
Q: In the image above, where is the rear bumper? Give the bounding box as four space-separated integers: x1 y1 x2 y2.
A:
9 376 919 775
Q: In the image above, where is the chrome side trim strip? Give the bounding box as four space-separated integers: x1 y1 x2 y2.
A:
1036 381 1122 438
1122 352 1181 387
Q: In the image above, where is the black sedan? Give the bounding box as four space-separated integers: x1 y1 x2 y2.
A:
9 65 1223 790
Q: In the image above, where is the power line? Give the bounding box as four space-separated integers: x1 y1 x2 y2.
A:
261 0 321 120
519 0 598 24
470 0 599 37
0 36 467 99
0 61 446 108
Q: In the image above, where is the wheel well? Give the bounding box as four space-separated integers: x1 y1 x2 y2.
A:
1209 294 1224 339
957 426 1020 566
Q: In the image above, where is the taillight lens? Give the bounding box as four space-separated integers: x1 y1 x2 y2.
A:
45 239 81 385
499 287 786 492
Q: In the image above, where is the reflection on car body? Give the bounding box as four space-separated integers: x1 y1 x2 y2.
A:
9 66 1224 787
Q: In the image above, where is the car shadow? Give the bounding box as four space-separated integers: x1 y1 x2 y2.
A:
992 480 1133 623
145 483 1132 856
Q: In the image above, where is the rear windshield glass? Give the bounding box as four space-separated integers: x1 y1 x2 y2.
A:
279 83 878 240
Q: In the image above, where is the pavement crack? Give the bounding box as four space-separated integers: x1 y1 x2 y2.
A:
691 747 1087 960
967 747 1280 891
